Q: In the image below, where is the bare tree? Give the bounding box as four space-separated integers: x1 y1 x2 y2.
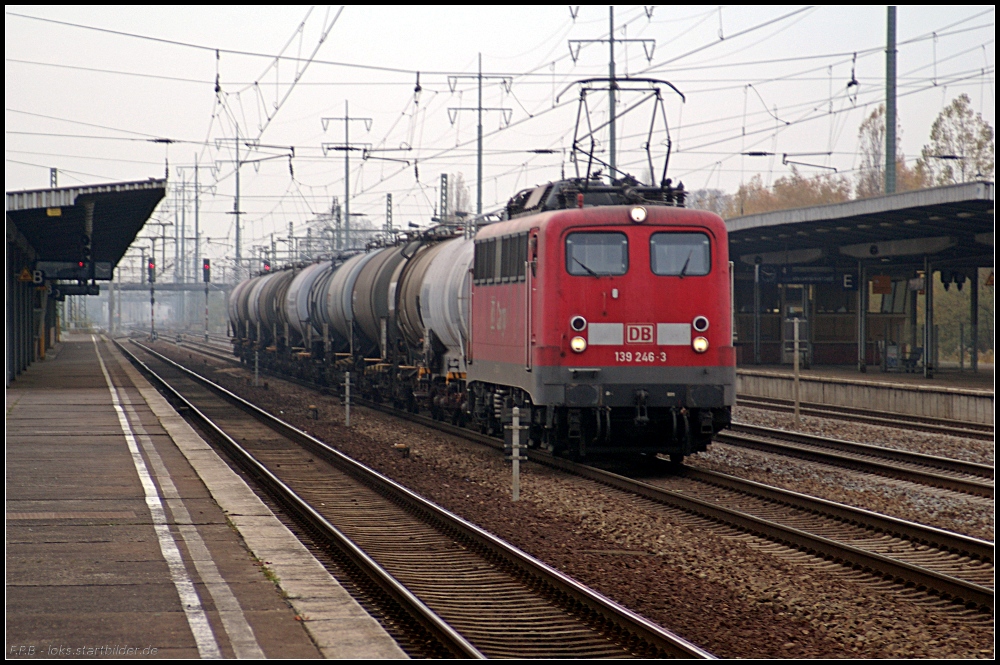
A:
688 188 732 216
856 106 890 198
916 94 995 185
855 105 927 198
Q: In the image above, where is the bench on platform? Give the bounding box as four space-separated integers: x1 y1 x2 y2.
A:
901 347 923 372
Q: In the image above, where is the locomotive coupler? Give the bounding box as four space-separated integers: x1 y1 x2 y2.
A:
633 390 650 427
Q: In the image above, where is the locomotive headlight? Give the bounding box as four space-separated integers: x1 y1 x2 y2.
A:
692 336 709 353
629 206 648 223
570 336 588 353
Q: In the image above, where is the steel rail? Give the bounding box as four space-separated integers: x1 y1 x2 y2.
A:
737 395 994 441
353 395 995 610
729 423 993 479
569 460 995 611
117 340 486 659
156 337 994 611
676 465 994 562
717 428 994 498
123 339 714 659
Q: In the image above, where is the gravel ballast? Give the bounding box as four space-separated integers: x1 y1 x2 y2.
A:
152 344 995 659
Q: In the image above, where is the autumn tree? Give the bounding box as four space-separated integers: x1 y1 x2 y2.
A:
721 169 851 218
773 168 853 207
855 104 928 199
926 268 994 364
916 94 995 185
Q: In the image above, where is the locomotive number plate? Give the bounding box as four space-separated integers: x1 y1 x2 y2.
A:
614 351 667 363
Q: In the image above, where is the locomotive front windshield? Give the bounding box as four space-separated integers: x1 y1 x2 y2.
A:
650 232 711 276
565 232 628 276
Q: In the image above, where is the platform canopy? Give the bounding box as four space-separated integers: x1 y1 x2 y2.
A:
6 178 166 279
726 181 994 270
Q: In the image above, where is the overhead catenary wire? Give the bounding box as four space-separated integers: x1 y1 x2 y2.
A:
6 7 993 246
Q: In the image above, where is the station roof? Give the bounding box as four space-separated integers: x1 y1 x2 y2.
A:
6 178 166 269
726 181 994 270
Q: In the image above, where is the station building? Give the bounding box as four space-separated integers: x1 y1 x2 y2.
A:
726 181 994 377
6 179 165 385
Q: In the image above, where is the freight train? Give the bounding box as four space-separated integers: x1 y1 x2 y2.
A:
229 176 734 461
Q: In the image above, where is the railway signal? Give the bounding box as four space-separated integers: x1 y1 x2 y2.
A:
263 259 271 273
148 259 156 283
81 233 92 262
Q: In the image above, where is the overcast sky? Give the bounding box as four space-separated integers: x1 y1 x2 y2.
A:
5 5 995 269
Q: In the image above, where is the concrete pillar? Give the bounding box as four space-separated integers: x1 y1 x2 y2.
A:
923 256 933 379
753 264 761 365
970 268 979 373
857 262 867 372
108 280 114 336
37 288 47 359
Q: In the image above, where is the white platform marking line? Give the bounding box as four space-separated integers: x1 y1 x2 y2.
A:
92 336 222 659
117 387 265 659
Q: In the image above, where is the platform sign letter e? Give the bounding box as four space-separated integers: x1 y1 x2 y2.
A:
626 323 654 344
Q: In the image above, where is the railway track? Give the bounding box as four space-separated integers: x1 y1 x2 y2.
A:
718 424 994 498
372 403 995 613
152 335 994 612
176 333 994 499
596 464 993 609
120 339 712 659
736 394 994 441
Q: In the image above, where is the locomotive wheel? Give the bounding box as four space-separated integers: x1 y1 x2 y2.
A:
668 453 685 466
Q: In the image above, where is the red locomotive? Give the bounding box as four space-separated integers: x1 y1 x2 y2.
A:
465 177 734 460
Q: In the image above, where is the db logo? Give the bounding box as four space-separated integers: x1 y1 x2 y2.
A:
625 323 654 344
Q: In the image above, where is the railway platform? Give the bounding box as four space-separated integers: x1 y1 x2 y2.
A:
6 334 406 659
737 364 994 425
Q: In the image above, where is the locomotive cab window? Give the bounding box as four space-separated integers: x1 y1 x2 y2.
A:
650 232 711 276
565 232 628 276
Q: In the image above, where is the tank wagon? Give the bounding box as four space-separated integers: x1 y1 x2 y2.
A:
230 177 734 460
